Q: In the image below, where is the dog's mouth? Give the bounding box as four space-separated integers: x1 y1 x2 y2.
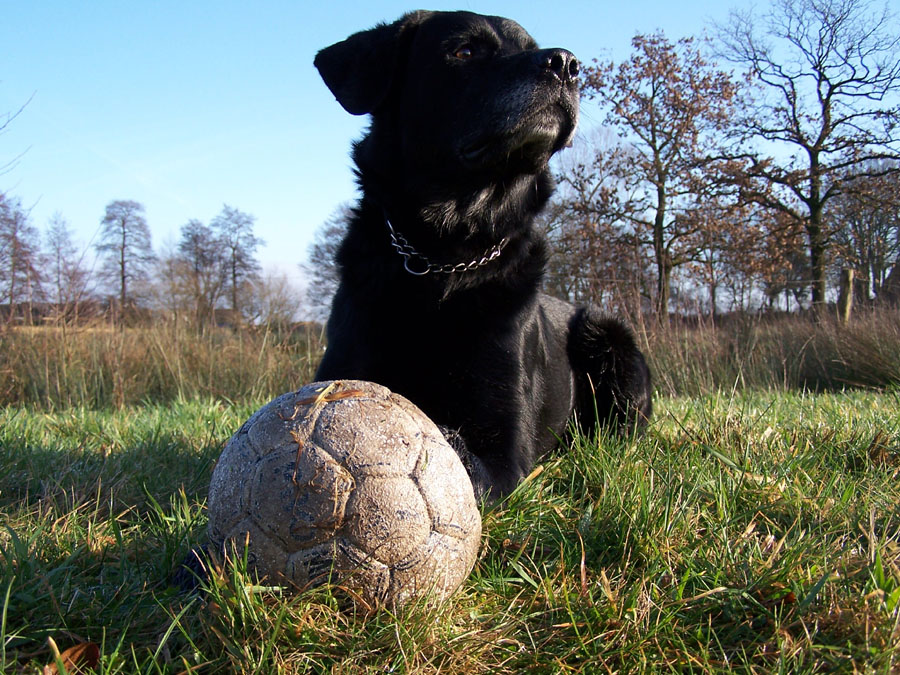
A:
458 101 577 173
461 125 558 163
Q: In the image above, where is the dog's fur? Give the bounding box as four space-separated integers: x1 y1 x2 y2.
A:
314 11 652 499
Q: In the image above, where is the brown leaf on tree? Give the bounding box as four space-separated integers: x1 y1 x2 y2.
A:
559 32 742 320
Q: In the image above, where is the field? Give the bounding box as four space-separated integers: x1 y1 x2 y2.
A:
1 316 899 673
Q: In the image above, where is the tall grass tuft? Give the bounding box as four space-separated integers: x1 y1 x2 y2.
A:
0 321 324 410
646 308 900 396
3 308 899 411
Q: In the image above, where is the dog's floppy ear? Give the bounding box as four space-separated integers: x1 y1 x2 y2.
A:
314 11 430 115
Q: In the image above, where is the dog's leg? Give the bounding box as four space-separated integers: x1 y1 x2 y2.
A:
567 307 652 436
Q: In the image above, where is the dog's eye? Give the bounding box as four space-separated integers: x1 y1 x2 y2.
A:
453 45 474 60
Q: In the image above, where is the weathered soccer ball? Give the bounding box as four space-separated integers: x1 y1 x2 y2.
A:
207 380 481 606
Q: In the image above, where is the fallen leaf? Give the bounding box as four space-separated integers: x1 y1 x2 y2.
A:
44 640 100 674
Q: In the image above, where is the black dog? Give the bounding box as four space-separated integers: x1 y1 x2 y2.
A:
314 11 652 499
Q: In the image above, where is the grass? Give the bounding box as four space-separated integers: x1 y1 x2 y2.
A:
2 389 898 673
3 309 899 411
646 308 900 396
0 322 323 410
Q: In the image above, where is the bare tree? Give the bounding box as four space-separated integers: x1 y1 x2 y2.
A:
0 192 43 323
175 218 227 326
1 94 32 176
757 212 813 310
153 244 192 320
301 204 351 322
96 199 155 318
678 198 772 317
716 0 900 307
45 212 92 322
550 141 654 319
246 270 304 328
830 162 900 300
540 198 595 305
211 205 262 320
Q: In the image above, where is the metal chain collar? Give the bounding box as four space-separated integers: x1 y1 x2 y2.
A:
386 217 509 276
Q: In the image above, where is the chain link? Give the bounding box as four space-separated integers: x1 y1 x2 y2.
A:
386 217 509 276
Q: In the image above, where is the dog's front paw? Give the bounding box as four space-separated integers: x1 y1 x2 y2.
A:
568 308 653 433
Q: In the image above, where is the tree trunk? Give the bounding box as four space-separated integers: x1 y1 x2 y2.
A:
837 268 854 324
119 222 127 322
807 215 827 307
654 240 671 321
7 250 16 326
855 270 871 306
231 255 240 325
654 185 670 323
806 146 828 307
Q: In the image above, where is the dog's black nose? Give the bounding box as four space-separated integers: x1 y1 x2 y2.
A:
541 49 579 83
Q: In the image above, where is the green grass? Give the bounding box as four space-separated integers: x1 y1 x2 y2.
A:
2 390 899 673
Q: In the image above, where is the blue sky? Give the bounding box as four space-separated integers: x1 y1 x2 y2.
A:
1 1 740 284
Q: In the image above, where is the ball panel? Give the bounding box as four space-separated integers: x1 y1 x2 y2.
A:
344 476 430 565
245 388 323 456
312 398 421 477
389 530 479 603
285 537 395 604
413 435 481 540
334 538 392 604
221 518 288 582
285 540 338 588
319 379 393 401
387 392 447 438
248 442 354 552
207 433 259 543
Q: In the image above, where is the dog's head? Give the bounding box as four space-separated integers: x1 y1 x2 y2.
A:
315 11 579 182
